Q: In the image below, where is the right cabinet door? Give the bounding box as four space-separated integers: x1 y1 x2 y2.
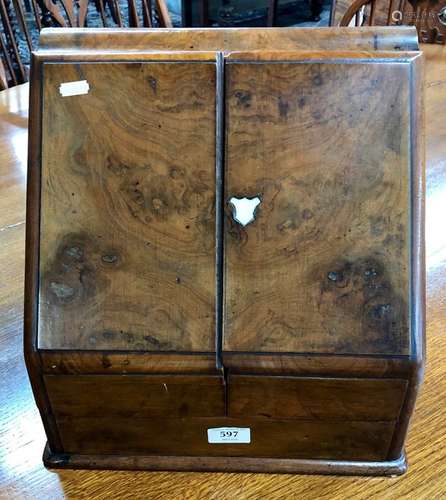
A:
223 51 421 357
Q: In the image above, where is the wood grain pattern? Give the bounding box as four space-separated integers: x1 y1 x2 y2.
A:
40 351 219 374
1 44 444 499
55 416 395 460
25 54 64 453
45 374 225 418
41 350 415 375
228 375 407 421
37 26 420 53
42 445 407 475
38 61 216 351
29 31 423 472
223 55 416 356
222 352 414 376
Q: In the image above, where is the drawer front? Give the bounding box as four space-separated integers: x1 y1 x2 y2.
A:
228 375 407 421
45 375 225 418
56 416 395 461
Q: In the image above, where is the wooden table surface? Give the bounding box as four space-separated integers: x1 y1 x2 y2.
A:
0 44 445 499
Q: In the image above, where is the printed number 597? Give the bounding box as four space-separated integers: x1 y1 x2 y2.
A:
220 430 238 438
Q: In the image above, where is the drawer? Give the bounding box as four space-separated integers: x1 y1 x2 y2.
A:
228 375 407 421
45 375 225 419
57 416 395 461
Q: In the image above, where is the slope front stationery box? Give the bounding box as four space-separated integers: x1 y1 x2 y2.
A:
25 27 425 475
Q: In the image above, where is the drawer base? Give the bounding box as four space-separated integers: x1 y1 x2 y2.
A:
43 443 407 476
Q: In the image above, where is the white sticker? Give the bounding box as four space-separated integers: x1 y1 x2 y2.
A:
59 80 90 97
207 427 251 444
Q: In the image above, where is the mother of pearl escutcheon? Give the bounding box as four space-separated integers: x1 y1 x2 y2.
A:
229 196 261 226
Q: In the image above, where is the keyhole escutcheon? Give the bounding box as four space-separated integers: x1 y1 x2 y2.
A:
229 196 261 226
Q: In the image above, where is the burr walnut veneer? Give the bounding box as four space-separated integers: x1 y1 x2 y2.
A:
24 27 425 475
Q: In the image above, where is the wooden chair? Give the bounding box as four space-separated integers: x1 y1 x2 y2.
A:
338 0 381 26
36 0 172 28
335 0 446 43
0 0 33 89
0 0 172 89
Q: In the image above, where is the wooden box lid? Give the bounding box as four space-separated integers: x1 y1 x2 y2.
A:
27 28 424 375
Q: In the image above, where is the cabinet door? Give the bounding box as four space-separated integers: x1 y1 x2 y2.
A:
38 59 217 351
223 52 422 356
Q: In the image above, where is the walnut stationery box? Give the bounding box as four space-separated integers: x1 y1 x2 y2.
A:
24 26 425 475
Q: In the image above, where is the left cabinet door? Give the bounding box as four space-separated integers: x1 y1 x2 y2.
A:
37 60 217 352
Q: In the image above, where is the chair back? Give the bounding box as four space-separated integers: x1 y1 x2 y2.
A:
0 0 172 88
36 0 172 28
0 0 33 89
335 0 446 43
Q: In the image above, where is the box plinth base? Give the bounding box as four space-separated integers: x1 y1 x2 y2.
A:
43 444 407 476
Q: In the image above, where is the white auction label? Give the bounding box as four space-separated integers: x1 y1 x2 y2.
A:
59 80 90 97
207 427 251 444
